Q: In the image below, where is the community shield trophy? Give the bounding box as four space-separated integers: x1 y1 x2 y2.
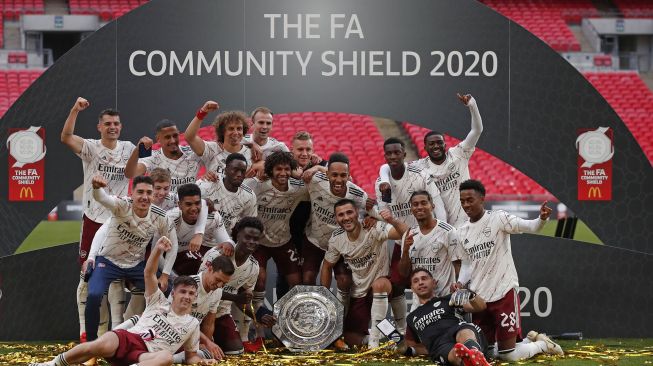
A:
272 285 344 352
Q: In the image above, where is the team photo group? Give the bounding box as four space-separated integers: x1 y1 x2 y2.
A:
31 92 565 366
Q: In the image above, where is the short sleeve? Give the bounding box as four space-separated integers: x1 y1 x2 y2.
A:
324 238 341 264
447 229 461 261
138 156 156 173
77 139 98 161
209 289 223 313
183 322 201 352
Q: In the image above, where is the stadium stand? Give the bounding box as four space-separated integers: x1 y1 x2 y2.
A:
1 0 45 19
584 71 653 161
481 0 598 51
613 0 653 18
0 69 43 116
69 0 148 20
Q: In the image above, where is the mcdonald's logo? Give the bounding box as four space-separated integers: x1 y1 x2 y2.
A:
588 187 602 199
19 186 34 199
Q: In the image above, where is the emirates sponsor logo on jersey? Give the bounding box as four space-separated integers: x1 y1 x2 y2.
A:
468 240 495 260
434 172 461 192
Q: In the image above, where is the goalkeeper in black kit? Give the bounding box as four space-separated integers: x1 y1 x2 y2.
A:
405 268 491 366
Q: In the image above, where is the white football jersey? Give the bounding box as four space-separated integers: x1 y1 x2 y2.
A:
128 289 200 353
199 247 259 317
325 222 391 298
202 141 253 175
403 221 458 297
155 192 178 212
167 274 223 322
411 144 474 227
139 146 203 192
77 139 135 223
245 177 309 247
455 210 545 302
95 197 177 273
243 134 289 158
163 208 231 252
197 178 257 232
306 172 369 250
375 164 441 228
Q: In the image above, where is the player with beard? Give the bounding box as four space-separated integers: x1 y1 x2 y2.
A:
406 268 490 366
303 152 374 312
454 180 563 361
31 237 217 366
375 137 448 337
379 93 483 228
245 151 308 338
183 101 261 176
321 201 407 348
199 217 276 355
156 183 233 276
125 120 204 192
83 175 179 343
197 153 257 232
60 97 135 345
399 191 459 311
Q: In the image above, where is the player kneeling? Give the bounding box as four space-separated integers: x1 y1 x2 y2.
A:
30 237 216 366
405 268 490 366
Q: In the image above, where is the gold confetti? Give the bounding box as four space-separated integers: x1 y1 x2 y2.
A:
1 341 652 365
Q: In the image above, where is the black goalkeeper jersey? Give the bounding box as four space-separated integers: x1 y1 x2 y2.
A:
407 294 465 353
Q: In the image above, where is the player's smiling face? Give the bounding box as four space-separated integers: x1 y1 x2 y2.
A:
171 284 198 313
224 121 244 147
131 182 153 212
253 112 273 139
424 134 446 163
224 159 247 188
97 115 122 141
384 143 406 168
410 193 434 220
272 163 291 186
179 195 201 224
460 189 485 221
157 126 180 156
335 203 359 232
204 268 232 291
236 227 262 255
328 162 349 197
410 271 436 299
292 138 314 167
153 181 171 204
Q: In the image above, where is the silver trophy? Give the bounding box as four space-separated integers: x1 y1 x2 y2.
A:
272 285 344 352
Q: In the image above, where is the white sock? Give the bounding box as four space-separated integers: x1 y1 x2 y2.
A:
498 341 544 361
54 353 69 366
98 295 109 336
337 289 350 315
172 351 185 364
369 292 388 345
123 293 145 319
108 280 126 329
76 277 87 337
252 291 266 338
114 315 140 330
231 303 250 342
390 294 407 334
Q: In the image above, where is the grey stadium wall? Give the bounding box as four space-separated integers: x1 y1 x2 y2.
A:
0 0 651 340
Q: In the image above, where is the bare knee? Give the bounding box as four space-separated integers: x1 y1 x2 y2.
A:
335 274 352 290
371 278 391 293
455 328 476 343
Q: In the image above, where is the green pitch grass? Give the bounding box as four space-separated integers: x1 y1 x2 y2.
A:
13 219 601 255
1 338 651 365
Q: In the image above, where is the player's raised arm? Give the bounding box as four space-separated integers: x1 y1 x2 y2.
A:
398 230 416 278
124 136 152 178
144 236 172 297
502 201 552 235
185 101 219 156
381 209 409 240
91 175 119 209
457 93 483 150
60 97 90 153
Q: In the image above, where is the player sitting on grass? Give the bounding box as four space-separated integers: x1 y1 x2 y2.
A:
405 268 490 366
30 236 217 366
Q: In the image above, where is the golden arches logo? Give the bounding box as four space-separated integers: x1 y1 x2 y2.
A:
19 186 33 199
588 187 602 199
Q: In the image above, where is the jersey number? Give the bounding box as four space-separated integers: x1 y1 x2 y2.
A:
500 312 516 328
